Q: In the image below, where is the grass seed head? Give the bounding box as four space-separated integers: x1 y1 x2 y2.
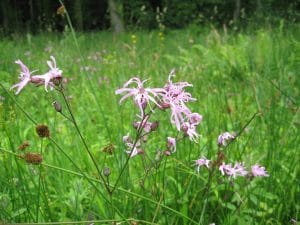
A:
18 140 30 151
24 152 43 165
36 124 50 138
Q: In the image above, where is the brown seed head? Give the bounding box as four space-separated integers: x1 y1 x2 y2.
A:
36 124 50 138
57 5 66 16
102 143 115 155
25 152 43 165
18 140 30 151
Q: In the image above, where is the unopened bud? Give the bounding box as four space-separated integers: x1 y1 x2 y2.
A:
164 150 171 156
160 102 170 109
150 121 159 131
103 167 111 177
52 101 62 112
132 121 139 129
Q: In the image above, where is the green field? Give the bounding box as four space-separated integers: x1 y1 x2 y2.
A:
0 24 299 224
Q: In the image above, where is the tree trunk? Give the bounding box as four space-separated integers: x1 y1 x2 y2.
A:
233 0 241 23
108 0 124 33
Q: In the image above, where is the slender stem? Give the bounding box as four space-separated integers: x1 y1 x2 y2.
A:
36 139 43 222
0 85 129 223
110 111 152 194
0 148 198 225
59 88 111 194
198 112 258 224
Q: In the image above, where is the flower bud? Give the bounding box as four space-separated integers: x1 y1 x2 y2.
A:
52 101 62 112
103 167 111 177
160 102 170 109
150 121 159 131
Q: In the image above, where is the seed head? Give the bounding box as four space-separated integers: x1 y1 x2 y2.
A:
102 143 115 155
24 152 43 165
18 140 30 151
36 124 50 138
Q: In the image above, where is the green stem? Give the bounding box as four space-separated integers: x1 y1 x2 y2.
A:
36 139 43 222
60 88 111 194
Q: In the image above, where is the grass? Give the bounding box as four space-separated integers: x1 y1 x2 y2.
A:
0 22 299 225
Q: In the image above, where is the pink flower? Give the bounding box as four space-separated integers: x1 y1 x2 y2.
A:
123 134 143 158
219 162 248 178
194 156 210 172
31 56 62 92
167 137 176 153
115 77 165 116
217 132 235 146
251 164 269 177
188 113 203 126
10 60 34 94
182 122 199 142
162 71 196 130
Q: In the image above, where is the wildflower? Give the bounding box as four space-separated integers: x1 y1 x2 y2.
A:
36 124 50 138
217 132 235 146
10 60 34 95
167 137 176 153
31 56 62 92
123 134 143 158
115 77 165 116
181 122 199 142
219 162 247 178
194 156 210 172
251 164 269 177
188 113 203 126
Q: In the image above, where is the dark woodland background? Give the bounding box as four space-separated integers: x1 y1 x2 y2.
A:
0 0 299 34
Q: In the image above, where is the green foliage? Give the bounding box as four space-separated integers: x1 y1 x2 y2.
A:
0 24 299 224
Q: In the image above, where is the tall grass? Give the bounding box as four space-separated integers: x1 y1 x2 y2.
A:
0 22 299 224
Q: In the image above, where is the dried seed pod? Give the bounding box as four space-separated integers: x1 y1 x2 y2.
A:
18 140 30 151
25 152 43 165
36 124 50 138
102 143 115 155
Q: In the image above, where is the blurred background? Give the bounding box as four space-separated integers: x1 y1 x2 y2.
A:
0 0 298 35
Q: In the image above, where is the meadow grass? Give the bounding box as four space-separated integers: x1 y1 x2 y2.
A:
0 23 299 225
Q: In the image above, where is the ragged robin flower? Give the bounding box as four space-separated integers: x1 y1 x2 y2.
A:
115 77 165 117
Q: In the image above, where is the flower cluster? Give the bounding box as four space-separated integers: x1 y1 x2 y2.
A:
218 132 235 146
116 70 203 144
194 157 268 179
162 70 202 141
10 56 62 95
193 131 269 179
